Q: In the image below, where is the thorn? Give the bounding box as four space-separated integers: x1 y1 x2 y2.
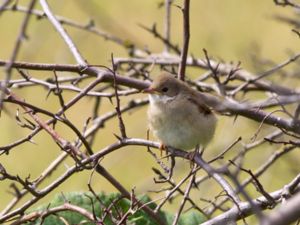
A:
28 139 37 145
108 97 113 105
152 167 161 175
46 89 51 99
152 23 157 33
113 133 122 141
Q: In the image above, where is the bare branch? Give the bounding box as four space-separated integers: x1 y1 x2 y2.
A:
163 0 173 53
111 54 127 139
172 165 197 225
178 0 190 81
1 2 300 224
260 191 300 225
0 0 37 110
201 174 300 225
273 0 300 9
40 0 87 66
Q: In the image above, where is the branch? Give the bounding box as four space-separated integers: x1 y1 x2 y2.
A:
11 202 99 225
0 0 12 15
172 165 197 225
260 191 300 225
201 174 300 225
40 0 87 66
0 0 37 109
111 54 127 138
1 60 300 136
114 54 299 95
2 4 126 46
163 0 173 53
273 0 300 9
0 60 149 89
178 0 190 81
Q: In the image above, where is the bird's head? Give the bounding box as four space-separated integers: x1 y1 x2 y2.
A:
143 72 182 98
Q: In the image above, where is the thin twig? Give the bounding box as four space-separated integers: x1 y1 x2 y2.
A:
111 54 127 139
164 0 173 53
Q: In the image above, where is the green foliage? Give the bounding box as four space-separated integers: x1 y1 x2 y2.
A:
25 192 206 225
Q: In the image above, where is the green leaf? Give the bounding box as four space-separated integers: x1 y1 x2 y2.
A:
25 192 206 225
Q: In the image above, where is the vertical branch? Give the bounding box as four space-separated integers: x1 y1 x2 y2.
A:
0 0 37 110
53 70 66 115
177 0 190 81
172 165 197 225
164 0 173 53
111 54 127 139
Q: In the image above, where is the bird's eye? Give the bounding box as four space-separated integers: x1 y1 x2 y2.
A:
161 87 169 92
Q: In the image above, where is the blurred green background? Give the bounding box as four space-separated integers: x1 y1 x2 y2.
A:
1 0 300 222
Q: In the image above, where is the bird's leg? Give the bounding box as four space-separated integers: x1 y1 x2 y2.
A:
164 154 175 181
160 144 173 163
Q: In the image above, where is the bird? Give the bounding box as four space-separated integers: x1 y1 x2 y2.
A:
143 72 217 151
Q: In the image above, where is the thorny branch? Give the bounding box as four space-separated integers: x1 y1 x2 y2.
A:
0 0 37 110
0 1 300 225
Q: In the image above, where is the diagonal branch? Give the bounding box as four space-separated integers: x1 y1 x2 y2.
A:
40 0 87 66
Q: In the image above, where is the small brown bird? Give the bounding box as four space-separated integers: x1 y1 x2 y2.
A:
144 72 217 150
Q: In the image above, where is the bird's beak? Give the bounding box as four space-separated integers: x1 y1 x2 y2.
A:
142 87 155 94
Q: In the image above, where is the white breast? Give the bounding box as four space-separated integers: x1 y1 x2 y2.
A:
148 94 217 150
149 94 175 104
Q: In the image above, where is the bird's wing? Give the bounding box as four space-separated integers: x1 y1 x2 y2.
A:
192 89 250 113
187 93 213 115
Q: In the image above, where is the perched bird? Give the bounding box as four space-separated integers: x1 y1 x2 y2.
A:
144 72 217 151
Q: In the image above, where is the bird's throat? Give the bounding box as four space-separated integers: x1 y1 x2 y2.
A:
149 94 175 104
